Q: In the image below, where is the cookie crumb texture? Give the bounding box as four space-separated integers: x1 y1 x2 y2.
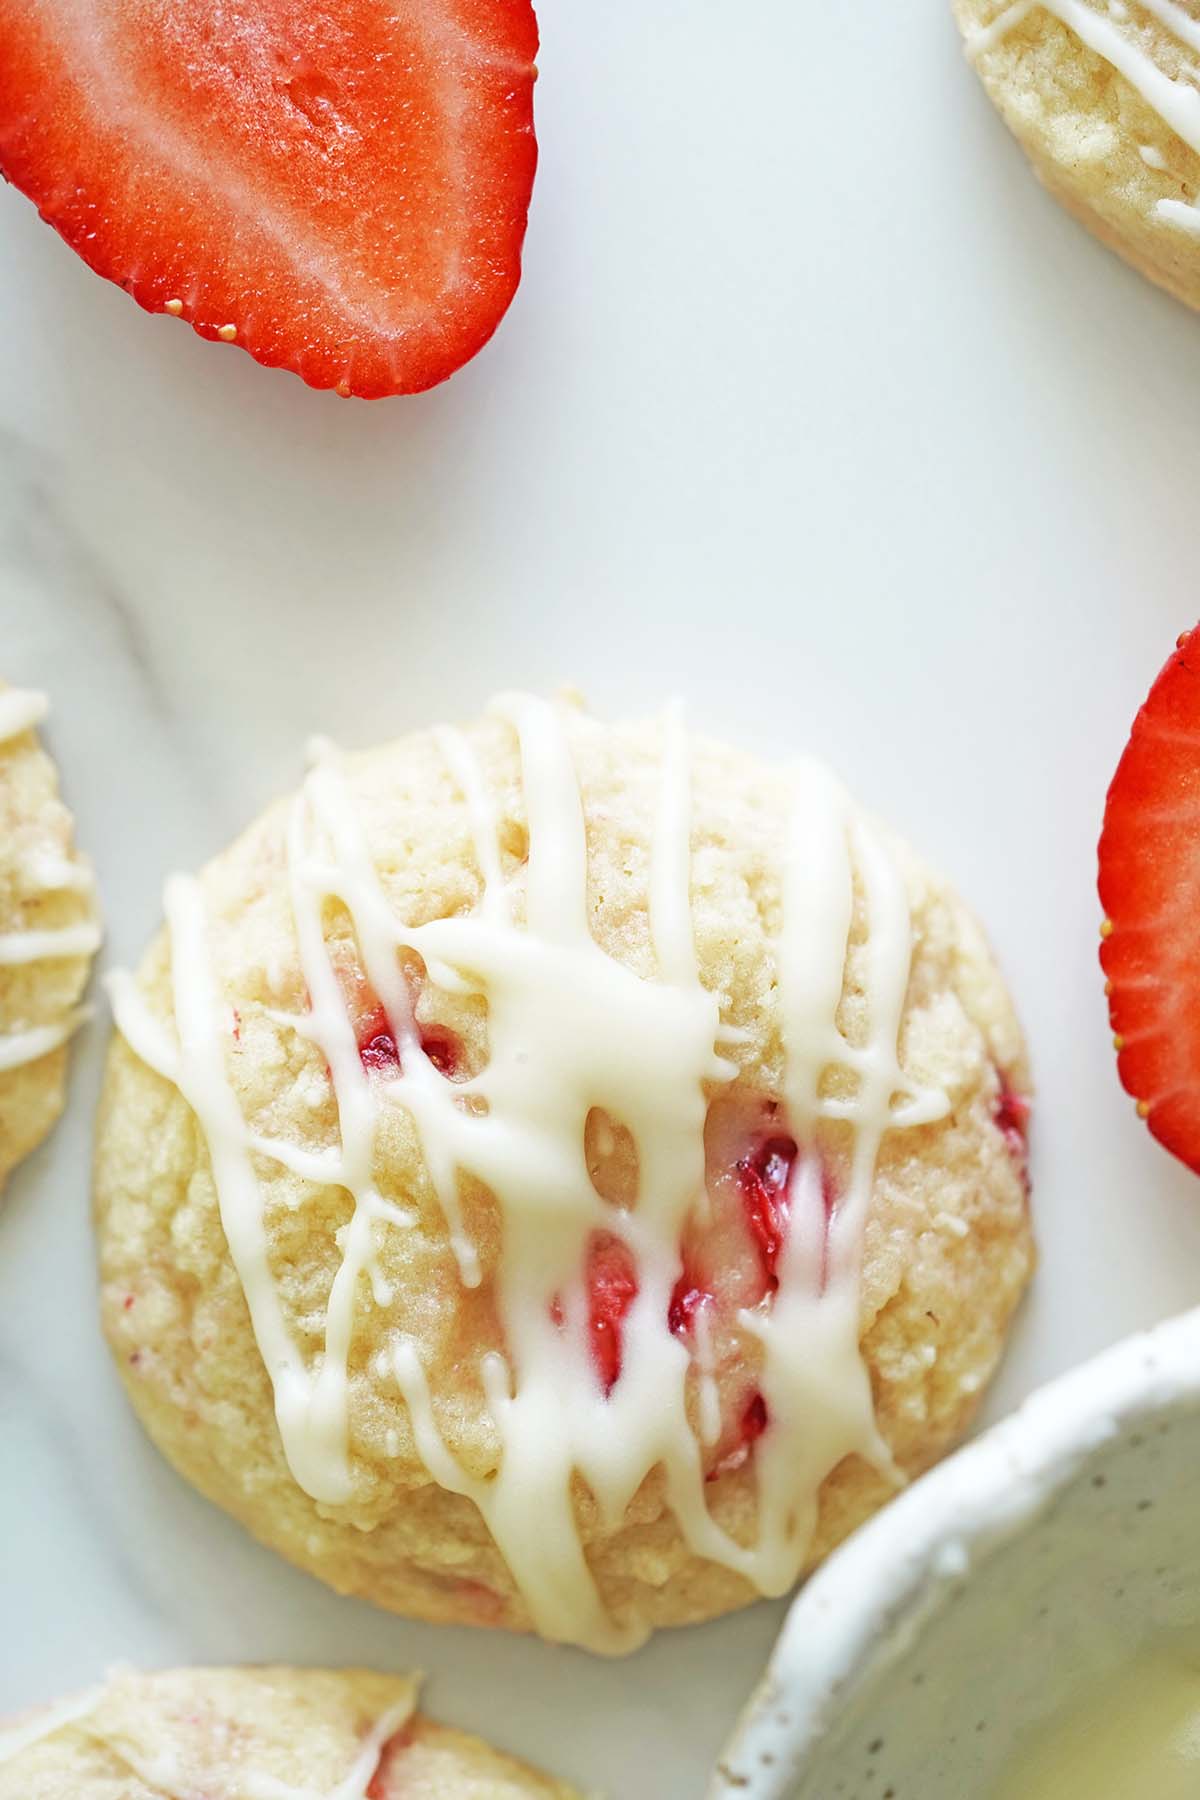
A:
0 1666 576 1799
0 685 98 1194
955 0 1200 311
95 701 1033 1647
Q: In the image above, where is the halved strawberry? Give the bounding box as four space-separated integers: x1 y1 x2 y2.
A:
1099 624 1200 1173
0 0 538 397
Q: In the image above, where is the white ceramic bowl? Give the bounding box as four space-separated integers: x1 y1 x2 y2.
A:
710 1305 1200 1799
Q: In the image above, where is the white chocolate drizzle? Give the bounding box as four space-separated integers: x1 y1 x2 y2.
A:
0 923 102 964
0 1011 93 1074
1141 0 1200 57
745 762 949 1563
0 1675 414 1800
0 1687 104 1766
21 849 96 896
969 0 1200 232
240 1693 415 1800
110 696 949 1653
0 687 48 744
0 688 99 1074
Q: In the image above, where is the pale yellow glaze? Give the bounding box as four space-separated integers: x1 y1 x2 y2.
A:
993 1646 1200 1799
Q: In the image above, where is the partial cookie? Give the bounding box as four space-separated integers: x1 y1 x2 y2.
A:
0 683 100 1194
955 0 1200 309
0 1665 575 1798
96 695 1033 1653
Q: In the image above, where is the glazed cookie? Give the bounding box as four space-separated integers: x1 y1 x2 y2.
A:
96 695 1033 1653
0 683 100 1194
0 1665 575 1798
956 0 1200 309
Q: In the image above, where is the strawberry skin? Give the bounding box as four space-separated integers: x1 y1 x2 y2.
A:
0 0 538 398
1099 625 1200 1173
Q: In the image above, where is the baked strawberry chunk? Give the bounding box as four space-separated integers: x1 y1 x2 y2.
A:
358 1011 402 1078
583 1232 639 1396
667 1264 708 1339
366 1724 416 1799
734 1135 798 1286
0 0 538 396
706 1390 769 1482
993 1073 1031 1193
356 1002 463 1081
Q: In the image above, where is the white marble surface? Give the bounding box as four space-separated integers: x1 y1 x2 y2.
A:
3 3 1200 1794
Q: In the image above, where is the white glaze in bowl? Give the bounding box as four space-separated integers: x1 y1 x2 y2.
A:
711 1305 1200 1799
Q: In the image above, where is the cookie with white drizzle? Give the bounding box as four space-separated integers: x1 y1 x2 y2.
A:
0 1666 576 1799
956 0 1200 308
96 694 1032 1652
0 682 100 1195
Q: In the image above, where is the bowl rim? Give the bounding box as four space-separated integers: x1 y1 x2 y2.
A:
709 1303 1200 1798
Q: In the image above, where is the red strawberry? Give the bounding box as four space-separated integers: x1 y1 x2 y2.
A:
734 1135 798 1287
706 1390 768 1483
584 1232 639 1396
366 1724 416 1800
355 1000 463 1080
993 1072 1031 1194
667 1262 708 1339
357 1006 402 1079
547 1231 639 1395
0 0 538 397
1099 624 1200 1173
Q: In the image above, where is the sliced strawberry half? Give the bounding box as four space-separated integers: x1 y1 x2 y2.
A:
1099 624 1200 1173
0 0 538 397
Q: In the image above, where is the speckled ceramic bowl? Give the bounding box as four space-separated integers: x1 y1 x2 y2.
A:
711 1306 1200 1799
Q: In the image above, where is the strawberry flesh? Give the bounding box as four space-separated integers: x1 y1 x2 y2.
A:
0 0 538 397
357 1009 401 1078
356 1001 462 1081
668 1122 815 1477
1100 624 1200 1174
993 1073 1032 1194
366 1724 416 1800
548 1231 640 1395
667 1265 709 1339
735 1135 798 1287
418 1023 464 1081
707 1390 769 1483
584 1232 639 1396
742 1390 768 1443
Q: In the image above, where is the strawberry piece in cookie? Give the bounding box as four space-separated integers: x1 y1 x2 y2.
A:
668 1111 824 1478
993 1073 1032 1194
583 1232 639 1395
1099 625 1200 1174
0 0 538 397
735 1134 798 1287
357 1007 401 1079
552 1231 639 1395
347 974 465 1083
707 1390 769 1483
